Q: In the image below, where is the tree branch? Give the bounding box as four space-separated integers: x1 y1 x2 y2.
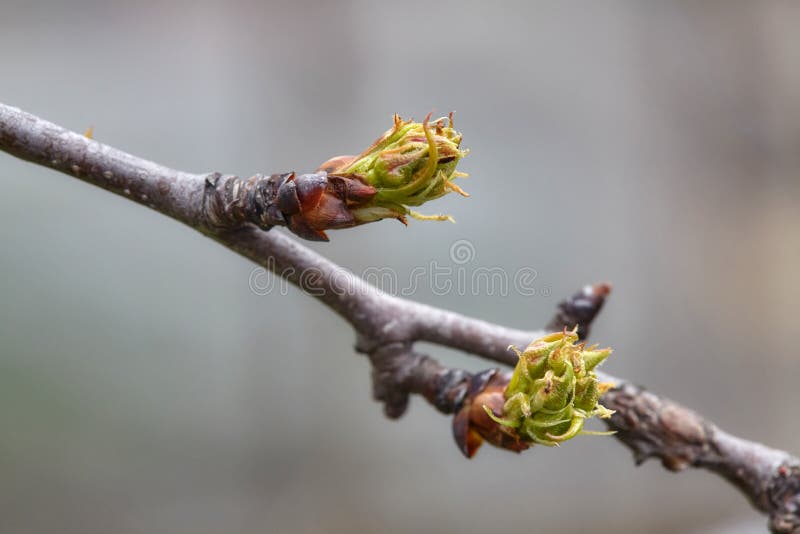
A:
602 382 800 533
1 102 797 532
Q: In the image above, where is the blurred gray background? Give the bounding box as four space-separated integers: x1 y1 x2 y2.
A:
1 1 799 533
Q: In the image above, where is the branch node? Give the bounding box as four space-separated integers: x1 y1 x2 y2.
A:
546 282 611 340
202 172 290 231
768 463 800 533
432 367 471 413
367 342 473 420
368 343 416 419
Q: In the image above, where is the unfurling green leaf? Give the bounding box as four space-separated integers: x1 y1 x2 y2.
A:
318 113 469 225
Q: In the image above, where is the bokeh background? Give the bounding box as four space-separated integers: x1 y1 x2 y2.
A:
2 1 799 532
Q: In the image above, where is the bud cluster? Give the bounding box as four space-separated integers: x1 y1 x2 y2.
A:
319 112 469 225
487 329 614 446
452 329 615 458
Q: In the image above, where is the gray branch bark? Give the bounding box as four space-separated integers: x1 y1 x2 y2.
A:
1 102 797 532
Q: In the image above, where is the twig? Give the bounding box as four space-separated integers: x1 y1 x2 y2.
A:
1 102 797 532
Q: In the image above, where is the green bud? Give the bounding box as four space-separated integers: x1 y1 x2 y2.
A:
320 113 469 224
486 329 615 447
